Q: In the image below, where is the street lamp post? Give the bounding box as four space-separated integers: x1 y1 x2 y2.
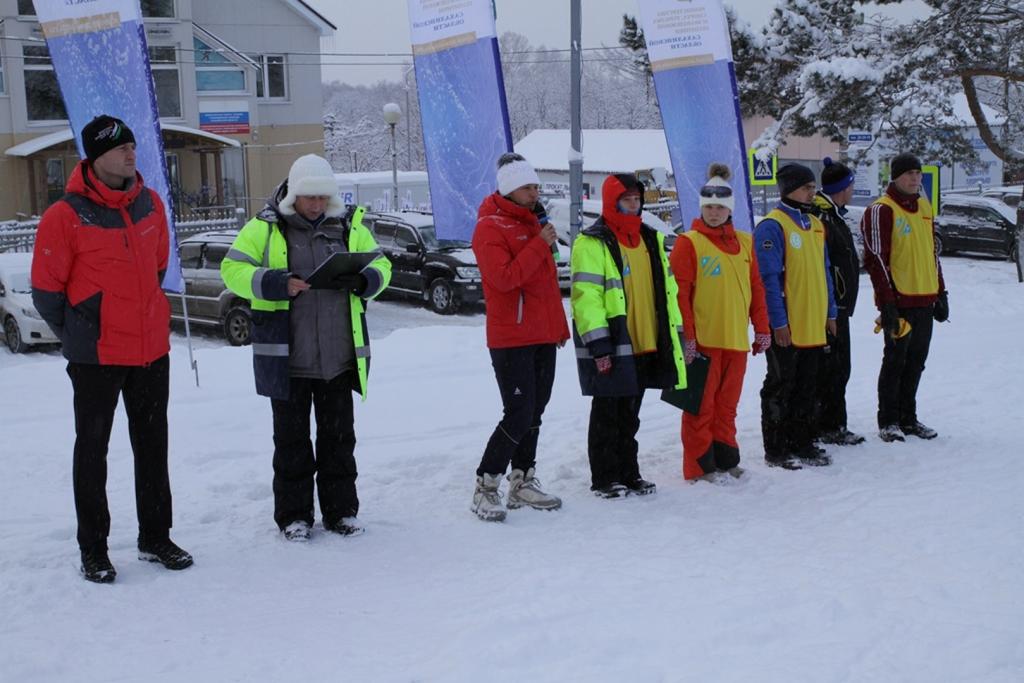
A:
383 103 402 211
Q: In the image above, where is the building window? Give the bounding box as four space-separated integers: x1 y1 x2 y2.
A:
149 46 181 117
23 45 67 122
141 0 175 18
255 55 287 99
17 0 35 15
193 36 245 92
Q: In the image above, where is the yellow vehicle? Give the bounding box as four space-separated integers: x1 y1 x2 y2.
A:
635 167 678 224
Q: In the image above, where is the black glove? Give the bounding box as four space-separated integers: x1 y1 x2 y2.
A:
880 302 901 338
332 273 367 294
933 291 949 323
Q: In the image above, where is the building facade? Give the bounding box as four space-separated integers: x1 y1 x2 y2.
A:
0 0 334 220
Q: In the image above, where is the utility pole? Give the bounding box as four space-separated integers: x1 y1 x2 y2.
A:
569 0 583 242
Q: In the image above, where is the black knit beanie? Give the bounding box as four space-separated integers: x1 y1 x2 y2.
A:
82 115 136 162
890 153 922 180
777 163 816 197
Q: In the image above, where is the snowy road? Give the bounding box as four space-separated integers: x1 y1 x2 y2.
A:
1 256 1022 682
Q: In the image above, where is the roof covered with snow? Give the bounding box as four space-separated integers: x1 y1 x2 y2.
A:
514 129 672 174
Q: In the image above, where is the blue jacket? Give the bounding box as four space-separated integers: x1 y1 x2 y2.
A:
754 201 838 330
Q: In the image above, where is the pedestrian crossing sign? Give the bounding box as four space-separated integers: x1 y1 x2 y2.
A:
748 149 777 186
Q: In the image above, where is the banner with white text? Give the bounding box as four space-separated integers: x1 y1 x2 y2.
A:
638 0 753 232
34 0 183 291
406 0 512 241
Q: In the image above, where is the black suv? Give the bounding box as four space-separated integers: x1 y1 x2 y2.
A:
935 195 1020 261
361 210 484 314
170 231 252 345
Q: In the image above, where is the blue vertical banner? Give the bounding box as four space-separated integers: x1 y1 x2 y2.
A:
34 0 183 292
406 0 512 241
637 0 753 232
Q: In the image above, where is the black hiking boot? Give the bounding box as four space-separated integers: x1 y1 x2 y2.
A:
793 445 832 466
819 428 866 446
765 454 802 470
138 537 194 570
592 483 629 499
624 478 657 496
324 518 365 537
80 547 117 584
901 421 938 440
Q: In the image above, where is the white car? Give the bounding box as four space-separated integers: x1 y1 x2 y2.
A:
0 252 60 353
543 198 677 251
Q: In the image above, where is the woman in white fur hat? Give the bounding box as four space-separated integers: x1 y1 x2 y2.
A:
222 154 392 541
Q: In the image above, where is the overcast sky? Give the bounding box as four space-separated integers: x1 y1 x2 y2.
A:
305 0 927 86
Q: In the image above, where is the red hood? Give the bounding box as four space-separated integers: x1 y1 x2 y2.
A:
601 174 643 247
478 191 541 228
65 160 144 209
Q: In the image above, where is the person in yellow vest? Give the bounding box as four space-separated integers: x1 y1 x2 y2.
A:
571 173 687 498
670 164 771 482
861 153 948 443
754 163 838 470
222 154 391 541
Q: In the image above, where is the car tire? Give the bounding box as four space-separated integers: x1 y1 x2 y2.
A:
223 305 252 346
934 234 944 255
1010 241 1019 263
427 277 460 315
4 316 28 353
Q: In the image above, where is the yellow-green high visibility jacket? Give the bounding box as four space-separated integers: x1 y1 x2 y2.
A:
570 219 686 396
221 204 391 400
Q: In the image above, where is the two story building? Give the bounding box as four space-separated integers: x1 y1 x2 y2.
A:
0 0 334 220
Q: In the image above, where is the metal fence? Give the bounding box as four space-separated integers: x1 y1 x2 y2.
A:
0 207 245 254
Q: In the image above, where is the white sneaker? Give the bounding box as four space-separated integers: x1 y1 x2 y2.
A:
507 468 562 510
282 521 311 542
472 474 507 522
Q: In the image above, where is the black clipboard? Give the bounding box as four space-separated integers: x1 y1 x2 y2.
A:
660 354 710 415
305 251 379 289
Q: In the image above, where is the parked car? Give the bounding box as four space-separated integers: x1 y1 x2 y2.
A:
170 231 252 345
982 185 1023 209
361 210 570 314
935 195 1020 261
0 252 60 353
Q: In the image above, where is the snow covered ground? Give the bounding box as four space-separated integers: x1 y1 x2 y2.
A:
2 257 1022 682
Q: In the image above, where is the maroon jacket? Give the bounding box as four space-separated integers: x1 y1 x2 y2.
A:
860 183 946 309
32 161 171 365
472 192 569 349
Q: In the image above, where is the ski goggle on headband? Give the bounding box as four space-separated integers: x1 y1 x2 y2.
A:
699 185 733 199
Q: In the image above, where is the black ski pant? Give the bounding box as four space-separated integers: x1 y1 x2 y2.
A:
271 372 357 530
877 306 934 428
761 343 821 458
477 344 557 477
816 312 852 434
67 355 172 552
586 355 656 489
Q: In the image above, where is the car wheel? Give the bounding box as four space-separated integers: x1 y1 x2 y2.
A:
4 316 28 353
427 277 460 315
223 305 252 346
1010 241 1019 263
934 234 944 255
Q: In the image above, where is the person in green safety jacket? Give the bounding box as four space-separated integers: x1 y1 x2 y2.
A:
221 154 391 542
570 173 687 499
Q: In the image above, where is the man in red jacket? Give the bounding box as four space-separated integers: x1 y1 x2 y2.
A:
32 115 192 583
469 153 570 522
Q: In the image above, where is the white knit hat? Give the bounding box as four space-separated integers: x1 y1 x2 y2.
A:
698 163 735 211
496 158 541 196
279 154 344 217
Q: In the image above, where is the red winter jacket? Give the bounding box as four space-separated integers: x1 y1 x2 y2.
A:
31 162 171 365
472 192 569 349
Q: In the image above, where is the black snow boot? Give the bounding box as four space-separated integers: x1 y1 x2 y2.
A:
138 537 194 570
80 547 117 584
624 478 657 496
765 454 802 470
793 445 832 467
900 421 938 440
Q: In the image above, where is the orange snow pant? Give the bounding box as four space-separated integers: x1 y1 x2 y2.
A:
682 347 748 480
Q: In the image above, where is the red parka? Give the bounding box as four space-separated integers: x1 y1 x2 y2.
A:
472 192 569 349
31 161 171 365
